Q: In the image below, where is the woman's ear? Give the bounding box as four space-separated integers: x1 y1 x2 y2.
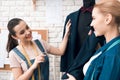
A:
11 35 18 40
105 13 112 25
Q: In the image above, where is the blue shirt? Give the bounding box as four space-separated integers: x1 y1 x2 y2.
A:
84 36 120 80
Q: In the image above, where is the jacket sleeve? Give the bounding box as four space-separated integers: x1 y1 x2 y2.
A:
98 50 120 80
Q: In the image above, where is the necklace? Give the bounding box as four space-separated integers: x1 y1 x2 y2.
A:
19 41 41 80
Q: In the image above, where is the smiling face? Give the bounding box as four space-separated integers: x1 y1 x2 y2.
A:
13 21 33 43
90 7 107 37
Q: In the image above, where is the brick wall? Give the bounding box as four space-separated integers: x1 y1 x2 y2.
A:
0 0 99 80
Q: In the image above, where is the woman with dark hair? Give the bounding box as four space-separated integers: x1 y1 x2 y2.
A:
6 18 70 80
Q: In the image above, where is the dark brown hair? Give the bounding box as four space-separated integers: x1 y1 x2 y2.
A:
6 18 23 53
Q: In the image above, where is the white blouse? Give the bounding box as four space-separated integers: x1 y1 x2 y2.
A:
83 51 102 75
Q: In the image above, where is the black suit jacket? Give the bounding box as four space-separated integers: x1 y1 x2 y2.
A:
60 9 92 72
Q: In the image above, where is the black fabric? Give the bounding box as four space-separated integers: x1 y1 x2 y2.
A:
77 11 92 49
83 0 95 8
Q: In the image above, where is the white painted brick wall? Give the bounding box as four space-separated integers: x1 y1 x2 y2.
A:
0 70 12 80
0 0 84 80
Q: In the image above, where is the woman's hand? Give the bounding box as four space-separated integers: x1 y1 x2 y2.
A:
66 73 76 80
48 19 71 55
65 19 71 36
32 54 45 69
